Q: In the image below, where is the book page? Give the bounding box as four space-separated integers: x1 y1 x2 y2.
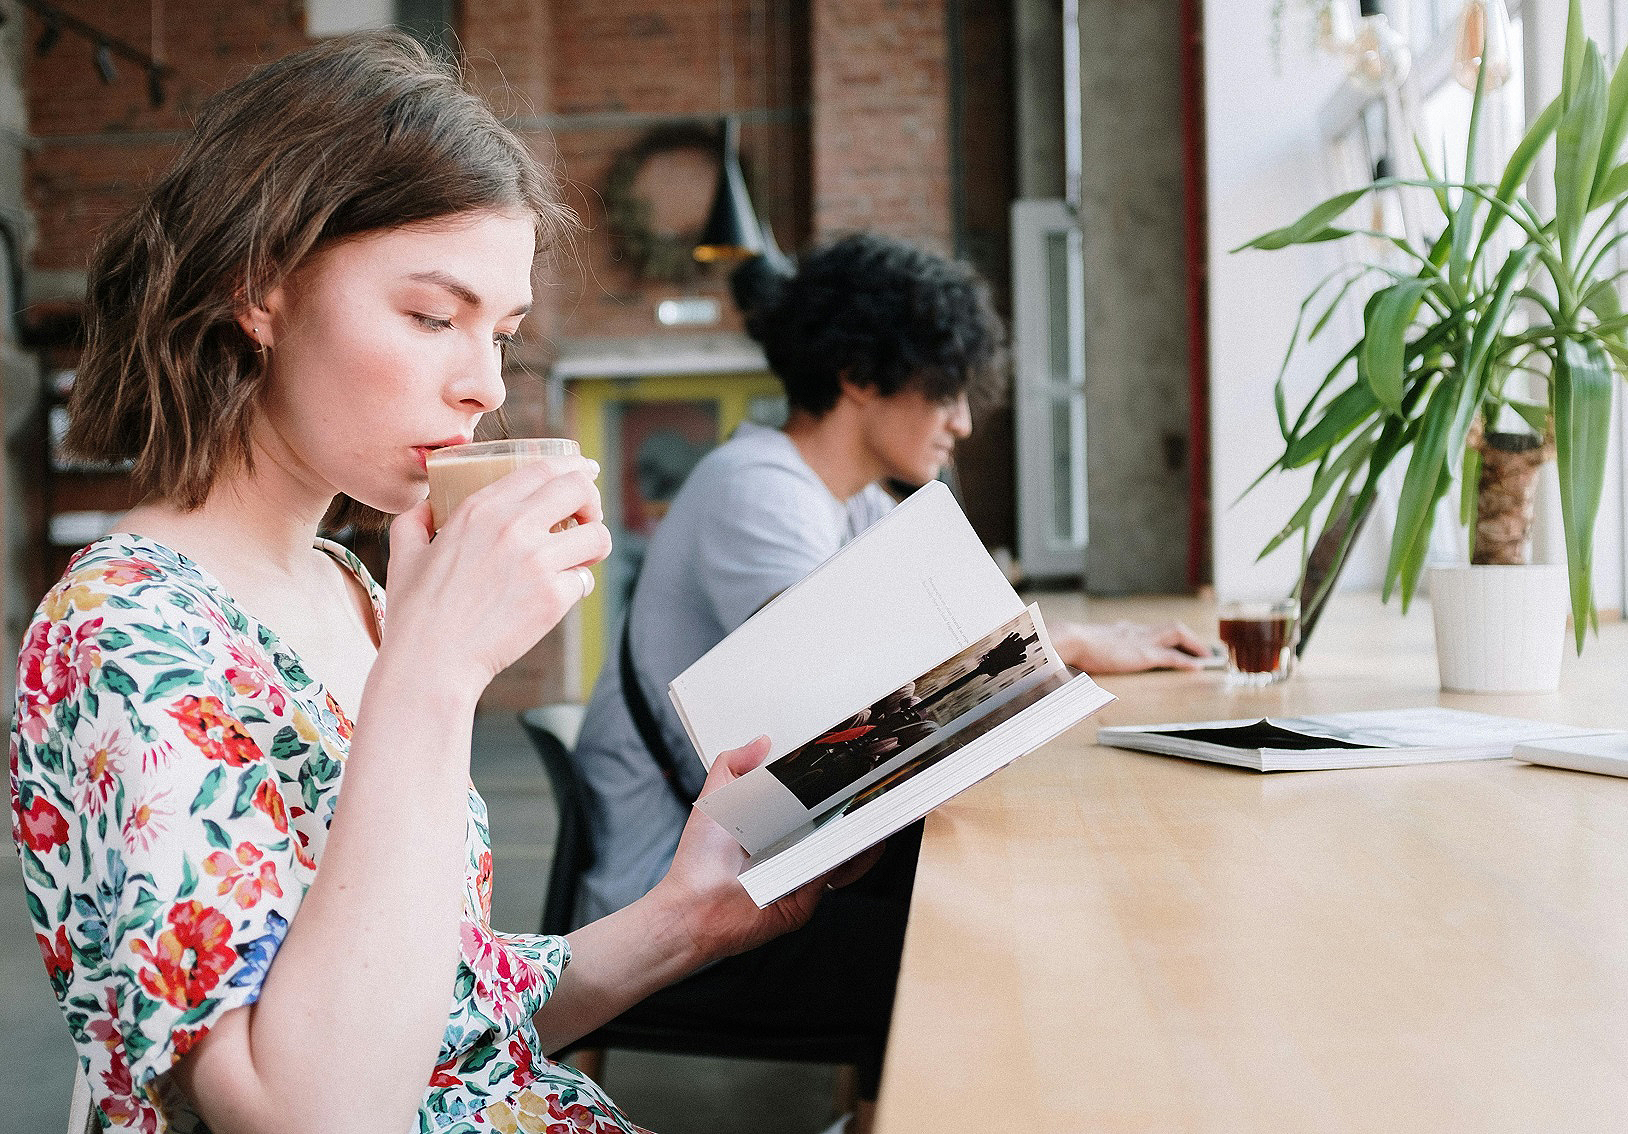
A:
1264 708 1601 749
669 481 1025 771
1103 708 1592 750
1127 719 1377 752
1098 708 1610 769
697 605 1064 853
737 672 1116 906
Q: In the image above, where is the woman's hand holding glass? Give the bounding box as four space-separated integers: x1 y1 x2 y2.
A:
383 452 611 701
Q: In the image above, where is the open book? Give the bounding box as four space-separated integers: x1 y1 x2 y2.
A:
670 481 1115 906
1098 707 1606 772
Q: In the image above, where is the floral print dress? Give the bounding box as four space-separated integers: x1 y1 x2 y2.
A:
10 534 646 1134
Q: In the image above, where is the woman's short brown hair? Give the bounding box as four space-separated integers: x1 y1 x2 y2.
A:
68 30 573 511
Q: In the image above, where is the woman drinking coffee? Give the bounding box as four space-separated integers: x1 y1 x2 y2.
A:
10 32 858 1134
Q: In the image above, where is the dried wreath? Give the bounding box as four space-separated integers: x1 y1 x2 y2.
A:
603 121 730 285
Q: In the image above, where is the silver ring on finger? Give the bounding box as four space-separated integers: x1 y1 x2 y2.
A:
572 565 595 600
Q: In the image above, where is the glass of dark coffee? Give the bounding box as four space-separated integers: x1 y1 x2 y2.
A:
1217 598 1299 687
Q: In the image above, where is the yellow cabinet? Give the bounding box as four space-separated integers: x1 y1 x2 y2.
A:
564 364 785 693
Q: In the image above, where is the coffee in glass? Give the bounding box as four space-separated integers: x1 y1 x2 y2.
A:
1217 598 1299 687
426 438 580 531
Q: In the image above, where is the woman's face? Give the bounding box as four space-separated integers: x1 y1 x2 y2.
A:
247 208 536 515
856 383 974 487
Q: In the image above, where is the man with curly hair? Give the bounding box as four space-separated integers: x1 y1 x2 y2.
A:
569 233 1206 1134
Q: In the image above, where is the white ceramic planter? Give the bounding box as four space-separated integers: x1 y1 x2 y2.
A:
1428 564 1569 694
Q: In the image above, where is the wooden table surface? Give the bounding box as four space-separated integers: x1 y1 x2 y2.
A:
874 591 1628 1133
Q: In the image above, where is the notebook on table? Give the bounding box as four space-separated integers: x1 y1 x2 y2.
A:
1097 707 1606 773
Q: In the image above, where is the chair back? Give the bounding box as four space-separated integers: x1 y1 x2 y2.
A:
517 705 590 937
516 704 866 1082
66 1066 93 1134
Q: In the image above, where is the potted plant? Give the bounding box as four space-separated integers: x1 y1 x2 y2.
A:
1238 0 1628 691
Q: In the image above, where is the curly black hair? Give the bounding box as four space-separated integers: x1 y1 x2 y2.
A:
734 232 1008 417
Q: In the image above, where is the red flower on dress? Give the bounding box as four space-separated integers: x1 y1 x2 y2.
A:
171 1027 205 1058
475 848 495 920
37 924 73 987
131 900 238 1009
15 694 51 746
544 1094 612 1133
324 692 354 742
99 1045 158 1134
96 556 164 589
18 615 103 706
17 794 70 853
141 740 176 773
84 989 122 1051
291 823 317 872
508 1034 535 1084
122 788 172 853
460 919 536 1029
167 695 261 766
251 776 290 835
202 841 284 909
223 639 288 716
428 1053 462 1089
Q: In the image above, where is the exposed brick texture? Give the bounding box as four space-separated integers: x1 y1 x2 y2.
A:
516 2 813 343
461 0 556 113
25 1 957 340
27 1 308 272
810 0 950 252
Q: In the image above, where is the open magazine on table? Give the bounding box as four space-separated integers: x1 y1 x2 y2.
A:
669 481 1115 906
1097 707 1608 772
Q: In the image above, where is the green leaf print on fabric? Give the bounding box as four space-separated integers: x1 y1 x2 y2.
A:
99 662 139 696
268 726 308 762
144 667 202 701
192 766 227 813
230 765 268 818
12 534 634 1132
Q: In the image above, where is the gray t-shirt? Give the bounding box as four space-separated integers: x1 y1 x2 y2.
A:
570 422 894 924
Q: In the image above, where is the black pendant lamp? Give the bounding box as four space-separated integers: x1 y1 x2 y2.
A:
693 116 765 265
756 216 794 275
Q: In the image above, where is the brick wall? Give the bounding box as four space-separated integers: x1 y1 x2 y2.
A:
27 1 307 278
520 2 812 344
810 0 950 252
461 0 555 110
24 1 971 358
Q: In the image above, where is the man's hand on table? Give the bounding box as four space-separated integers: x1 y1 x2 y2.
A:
1050 618 1214 675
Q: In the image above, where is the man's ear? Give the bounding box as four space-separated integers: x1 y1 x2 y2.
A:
836 371 878 408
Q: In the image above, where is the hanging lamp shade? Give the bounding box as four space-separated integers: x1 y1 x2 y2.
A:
1453 0 1513 91
757 216 794 276
693 116 765 264
728 218 796 316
